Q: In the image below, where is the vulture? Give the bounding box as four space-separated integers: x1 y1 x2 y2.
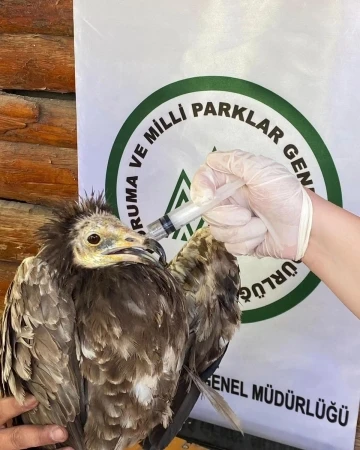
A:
0 194 242 450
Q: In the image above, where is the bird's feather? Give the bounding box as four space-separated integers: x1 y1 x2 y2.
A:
0 257 84 450
0 196 242 450
143 227 242 449
142 342 228 450
184 366 243 433
74 263 188 450
169 227 241 373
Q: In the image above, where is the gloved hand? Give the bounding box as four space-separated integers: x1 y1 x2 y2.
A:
190 150 313 260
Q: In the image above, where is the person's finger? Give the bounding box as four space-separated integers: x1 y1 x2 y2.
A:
0 424 68 450
0 396 38 426
206 149 277 183
203 205 252 226
190 164 237 204
206 150 256 179
225 235 266 256
206 150 294 188
209 218 267 244
190 164 217 204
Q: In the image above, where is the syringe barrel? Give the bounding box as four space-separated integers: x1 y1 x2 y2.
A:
146 178 245 240
167 202 202 230
146 219 169 240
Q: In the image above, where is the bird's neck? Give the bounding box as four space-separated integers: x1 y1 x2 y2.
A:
68 263 175 311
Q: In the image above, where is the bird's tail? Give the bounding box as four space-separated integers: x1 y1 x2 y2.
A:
184 366 243 434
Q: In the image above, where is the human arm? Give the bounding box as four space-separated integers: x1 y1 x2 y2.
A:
302 189 360 318
191 150 360 318
0 396 72 450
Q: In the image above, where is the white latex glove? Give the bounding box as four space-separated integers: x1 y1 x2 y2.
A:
190 150 313 260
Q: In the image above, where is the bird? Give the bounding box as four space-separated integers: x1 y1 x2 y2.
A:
0 193 241 450
142 226 242 450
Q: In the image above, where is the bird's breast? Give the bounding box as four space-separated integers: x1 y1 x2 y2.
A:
74 264 188 383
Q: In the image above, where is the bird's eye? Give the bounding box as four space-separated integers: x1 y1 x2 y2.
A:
87 234 101 245
125 237 135 242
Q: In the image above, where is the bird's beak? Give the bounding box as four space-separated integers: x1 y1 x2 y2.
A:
143 238 167 266
102 233 167 266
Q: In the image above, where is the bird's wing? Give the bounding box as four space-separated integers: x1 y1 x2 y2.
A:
0 256 84 450
141 334 228 450
142 227 242 448
169 226 241 373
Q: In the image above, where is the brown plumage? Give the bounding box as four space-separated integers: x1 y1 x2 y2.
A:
143 228 242 450
169 227 241 374
0 194 241 450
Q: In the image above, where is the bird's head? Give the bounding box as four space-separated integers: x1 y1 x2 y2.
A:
70 214 166 269
39 193 166 271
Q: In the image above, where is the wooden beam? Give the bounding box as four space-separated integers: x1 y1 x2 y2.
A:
0 0 73 36
0 92 77 148
0 200 52 263
0 34 75 93
0 141 77 206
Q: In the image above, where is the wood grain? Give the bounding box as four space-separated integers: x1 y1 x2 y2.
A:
0 141 77 206
0 200 52 263
0 92 76 148
0 34 75 92
0 0 73 36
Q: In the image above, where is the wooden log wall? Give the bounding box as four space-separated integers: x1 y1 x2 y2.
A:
0 0 77 304
0 1 359 448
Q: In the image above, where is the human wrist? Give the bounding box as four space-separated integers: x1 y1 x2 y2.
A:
302 189 328 268
295 188 313 260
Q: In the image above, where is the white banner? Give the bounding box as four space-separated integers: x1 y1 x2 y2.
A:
73 2 360 449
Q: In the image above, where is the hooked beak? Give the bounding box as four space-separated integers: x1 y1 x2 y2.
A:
103 237 166 266
143 238 167 266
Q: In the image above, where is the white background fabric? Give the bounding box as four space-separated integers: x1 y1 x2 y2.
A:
74 2 360 448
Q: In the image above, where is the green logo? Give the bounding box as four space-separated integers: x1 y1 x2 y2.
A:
166 147 217 242
105 76 342 323
165 169 203 242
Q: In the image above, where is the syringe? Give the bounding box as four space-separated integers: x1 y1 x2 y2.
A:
146 178 245 241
